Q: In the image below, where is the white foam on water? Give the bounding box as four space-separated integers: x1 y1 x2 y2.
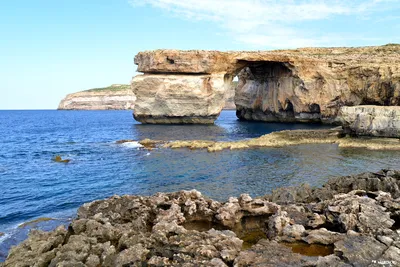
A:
120 141 143 149
0 232 9 244
0 222 22 247
0 209 77 249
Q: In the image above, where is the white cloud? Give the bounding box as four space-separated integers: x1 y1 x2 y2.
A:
129 0 397 48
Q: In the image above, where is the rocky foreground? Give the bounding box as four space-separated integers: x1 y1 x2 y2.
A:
4 170 400 266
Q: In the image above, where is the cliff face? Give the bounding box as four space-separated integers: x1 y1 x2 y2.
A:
132 44 400 124
340 105 400 138
58 84 234 111
58 85 136 110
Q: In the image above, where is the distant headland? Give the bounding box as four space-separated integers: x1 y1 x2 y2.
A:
58 83 236 111
57 84 136 110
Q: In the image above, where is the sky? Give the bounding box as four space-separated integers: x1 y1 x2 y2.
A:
0 0 399 109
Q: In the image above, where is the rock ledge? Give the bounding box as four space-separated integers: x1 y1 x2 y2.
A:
4 170 400 266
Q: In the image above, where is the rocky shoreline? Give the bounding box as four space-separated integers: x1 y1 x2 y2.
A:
3 170 400 266
137 128 400 152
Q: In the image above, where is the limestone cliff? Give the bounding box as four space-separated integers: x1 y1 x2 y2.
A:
339 105 400 138
132 44 400 124
58 84 136 110
58 84 235 111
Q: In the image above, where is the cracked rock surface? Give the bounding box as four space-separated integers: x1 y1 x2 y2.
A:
4 170 400 266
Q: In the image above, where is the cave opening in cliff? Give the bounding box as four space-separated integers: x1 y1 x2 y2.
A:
232 60 321 123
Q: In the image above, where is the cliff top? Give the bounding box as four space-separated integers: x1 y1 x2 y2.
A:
138 44 400 58
83 84 131 92
60 84 134 102
134 44 400 74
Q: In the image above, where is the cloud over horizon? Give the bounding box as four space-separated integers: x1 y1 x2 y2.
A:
129 0 399 48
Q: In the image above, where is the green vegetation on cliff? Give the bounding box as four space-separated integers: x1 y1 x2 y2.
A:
84 84 130 92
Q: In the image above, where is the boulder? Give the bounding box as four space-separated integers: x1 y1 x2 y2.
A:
339 105 400 138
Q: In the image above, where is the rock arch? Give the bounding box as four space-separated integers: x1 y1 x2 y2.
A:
232 61 321 122
131 46 400 124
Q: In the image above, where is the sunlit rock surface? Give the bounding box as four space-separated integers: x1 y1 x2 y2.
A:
132 44 400 124
339 105 400 138
58 84 136 110
58 83 234 112
155 128 400 152
131 74 227 124
4 170 400 266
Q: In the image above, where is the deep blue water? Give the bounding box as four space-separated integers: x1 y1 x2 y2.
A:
1 110 400 261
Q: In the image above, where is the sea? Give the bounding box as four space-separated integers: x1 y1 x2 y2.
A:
1 110 400 261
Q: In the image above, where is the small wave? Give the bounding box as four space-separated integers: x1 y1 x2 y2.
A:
0 232 7 243
17 217 56 228
120 141 143 149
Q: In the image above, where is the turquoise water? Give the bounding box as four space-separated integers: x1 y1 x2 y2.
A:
1 110 400 261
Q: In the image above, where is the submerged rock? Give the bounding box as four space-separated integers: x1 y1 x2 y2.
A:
52 155 70 163
158 128 400 152
4 170 400 266
115 139 136 144
18 217 56 228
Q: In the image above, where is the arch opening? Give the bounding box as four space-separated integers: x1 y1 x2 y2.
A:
230 61 322 123
223 75 238 110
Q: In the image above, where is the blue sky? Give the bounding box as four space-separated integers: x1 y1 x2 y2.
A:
1 0 399 109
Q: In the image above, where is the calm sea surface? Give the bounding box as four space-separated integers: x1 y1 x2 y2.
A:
1 110 400 261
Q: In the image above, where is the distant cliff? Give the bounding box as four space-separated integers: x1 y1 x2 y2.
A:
58 83 236 110
58 84 136 110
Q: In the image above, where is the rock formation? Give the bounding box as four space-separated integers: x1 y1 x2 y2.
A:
58 84 136 110
4 170 400 266
131 74 226 123
223 81 236 110
139 128 400 152
58 84 235 111
340 105 400 138
132 44 400 124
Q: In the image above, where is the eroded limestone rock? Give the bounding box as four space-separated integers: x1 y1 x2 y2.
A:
132 45 400 124
5 170 400 266
159 128 400 152
58 84 136 110
334 236 388 266
339 105 400 138
131 74 227 124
